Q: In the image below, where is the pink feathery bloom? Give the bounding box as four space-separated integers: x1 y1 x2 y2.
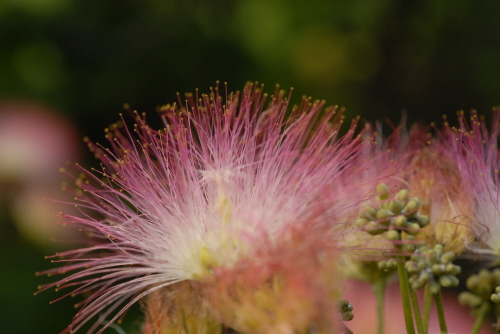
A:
37 83 372 333
358 121 474 254
443 109 500 255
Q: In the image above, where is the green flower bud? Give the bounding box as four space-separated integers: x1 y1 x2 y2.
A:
491 294 500 304
466 275 480 292
359 206 377 220
492 269 500 285
376 183 390 200
404 199 420 215
376 209 391 225
365 221 386 235
441 252 456 264
394 215 407 227
355 218 369 227
450 266 461 276
439 275 459 288
405 243 416 252
395 189 410 202
387 230 400 240
388 200 403 215
458 292 483 308
431 264 443 275
406 222 421 236
417 214 430 227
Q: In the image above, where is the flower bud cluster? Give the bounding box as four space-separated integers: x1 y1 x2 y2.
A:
459 268 500 308
378 258 398 272
355 184 430 241
339 300 354 321
405 244 460 294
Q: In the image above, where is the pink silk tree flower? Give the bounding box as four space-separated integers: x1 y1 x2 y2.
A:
401 125 475 254
37 83 371 334
363 122 474 254
443 110 500 255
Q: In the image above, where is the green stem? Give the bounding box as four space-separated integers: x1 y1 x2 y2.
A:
470 302 490 334
434 290 448 334
396 254 416 334
422 284 432 334
372 277 386 334
410 288 425 334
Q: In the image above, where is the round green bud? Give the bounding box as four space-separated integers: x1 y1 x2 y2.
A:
420 272 431 282
405 243 416 252
441 252 456 264
411 282 422 290
439 275 458 288
405 262 417 273
406 223 421 236
386 259 397 269
387 230 400 240
432 264 443 275
417 260 427 271
492 269 500 285
394 215 407 227
388 200 403 215
355 218 369 227
404 199 420 214
395 189 410 202
365 222 386 235
376 183 390 200
360 207 377 220
492 294 500 304
378 261 386 270
417 214 430 227
376 209 391 224
466 275 480 291
458 292 482 308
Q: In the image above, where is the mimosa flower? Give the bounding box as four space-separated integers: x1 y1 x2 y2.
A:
37 83 370 333
444 110 500 255
403 129 474 254
337 119 475 291
365 123 474 254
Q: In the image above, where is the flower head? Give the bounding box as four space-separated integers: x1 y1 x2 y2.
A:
443 110 500 255
363 122 474 254
38 83 370 333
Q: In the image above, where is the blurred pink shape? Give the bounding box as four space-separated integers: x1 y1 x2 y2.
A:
0 100 81 246
0 101 79 183
343 280 493 334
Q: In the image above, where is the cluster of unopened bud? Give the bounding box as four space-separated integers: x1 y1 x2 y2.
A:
405 244 460 294
491 286 500 304
378 258 398 272
355 184 430 241
339 300 354 321
459 268 500 308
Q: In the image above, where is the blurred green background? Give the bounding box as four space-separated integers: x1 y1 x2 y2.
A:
1 1 500 333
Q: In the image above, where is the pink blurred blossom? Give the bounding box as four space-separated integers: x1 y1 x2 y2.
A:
0 101 79 183
0 101 80 246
